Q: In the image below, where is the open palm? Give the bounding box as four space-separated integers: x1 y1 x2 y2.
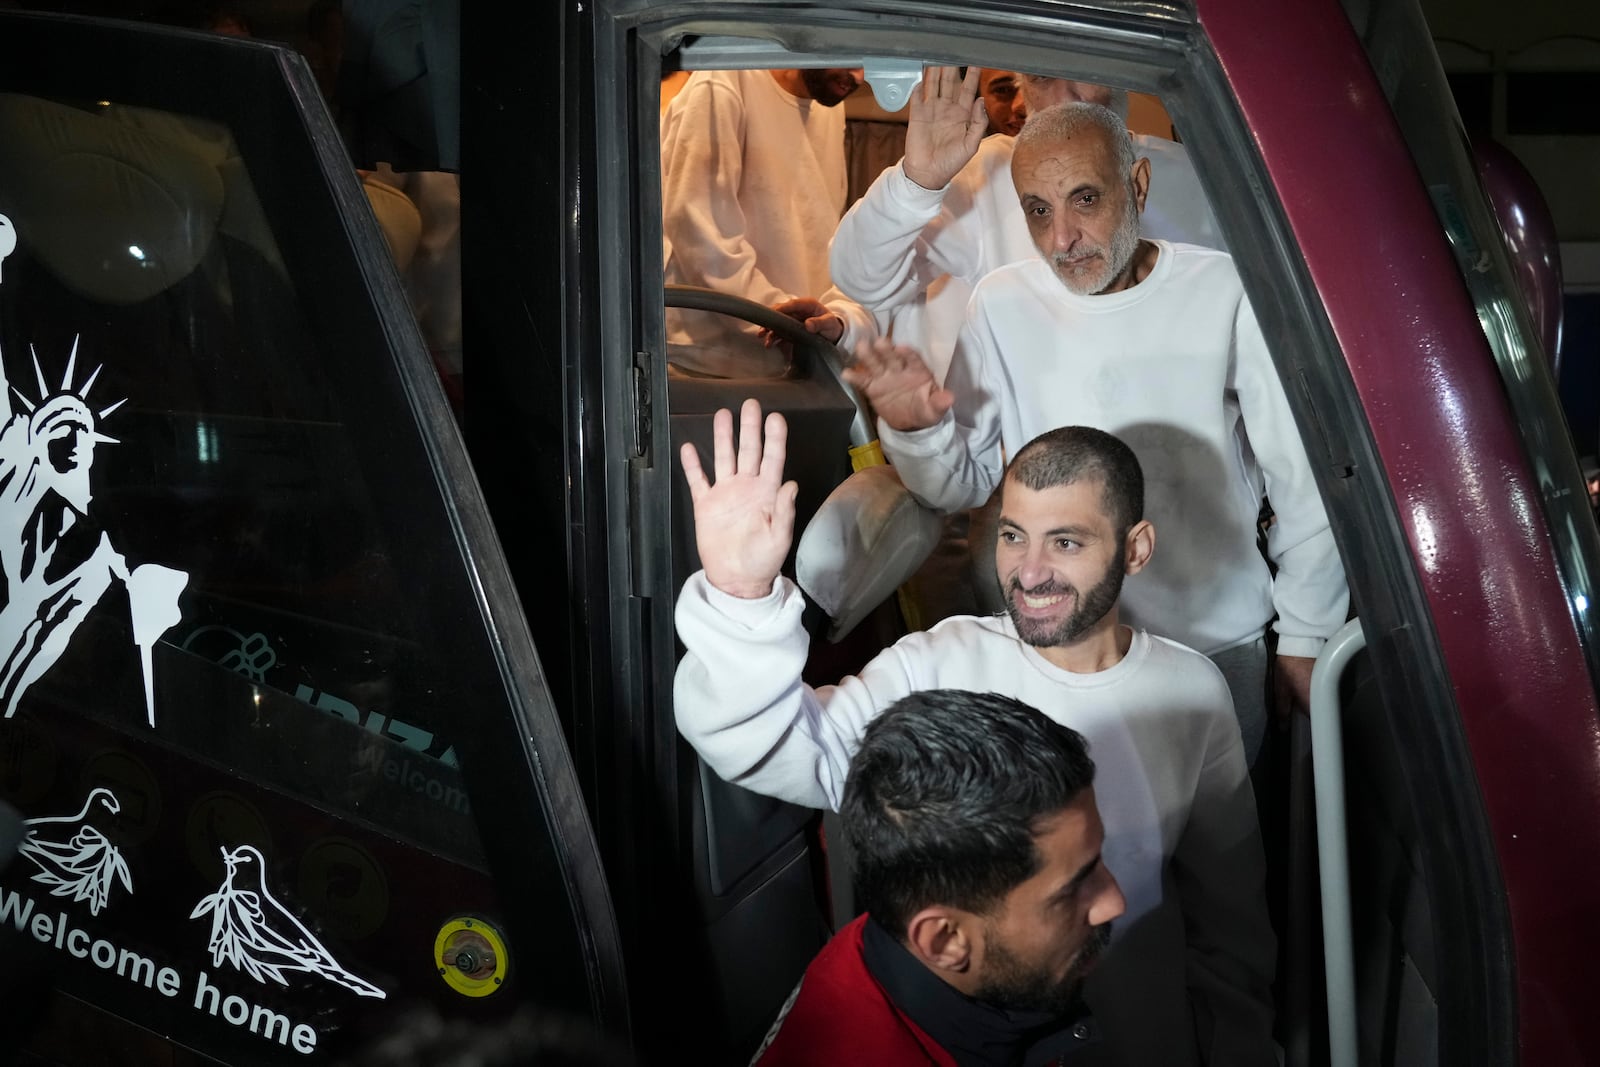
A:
903 65 988 191
681 399 799 599
842 338 954 432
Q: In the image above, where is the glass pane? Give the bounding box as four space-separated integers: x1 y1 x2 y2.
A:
0 20 610 1063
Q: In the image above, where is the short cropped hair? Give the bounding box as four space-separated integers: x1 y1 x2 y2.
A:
1014 100 1136 177
842 689 1095 937
1004 425 1144 538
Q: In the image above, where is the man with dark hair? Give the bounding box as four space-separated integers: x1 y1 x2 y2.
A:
1007 425 1144 538
977 70 1027 138
754 689 1125 1066
676 401 1276 1066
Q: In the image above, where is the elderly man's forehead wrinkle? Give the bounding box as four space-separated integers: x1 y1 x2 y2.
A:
1018 143 1121 195
1024 155 1078 181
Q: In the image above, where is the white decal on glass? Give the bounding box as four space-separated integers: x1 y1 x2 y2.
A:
190 844 386 999
178 625 279 683
0 214 13 283
18 787 134 915
0 339 189 724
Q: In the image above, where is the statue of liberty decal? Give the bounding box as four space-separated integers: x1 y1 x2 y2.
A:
0 221 189 726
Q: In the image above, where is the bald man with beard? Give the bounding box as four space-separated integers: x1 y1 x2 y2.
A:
841 102 1349 767
828 67 1220 385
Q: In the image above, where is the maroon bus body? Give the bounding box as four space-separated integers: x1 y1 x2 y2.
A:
1201 0 1600 1058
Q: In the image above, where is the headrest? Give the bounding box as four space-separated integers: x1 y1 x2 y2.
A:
0 94 226 305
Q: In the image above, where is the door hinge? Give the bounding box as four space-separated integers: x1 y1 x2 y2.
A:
631 350 652 465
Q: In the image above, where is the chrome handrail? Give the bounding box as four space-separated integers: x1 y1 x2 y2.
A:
1309 617 1369 1067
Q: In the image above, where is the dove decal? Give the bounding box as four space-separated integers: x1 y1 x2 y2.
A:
18 786 133 915
190 844 385 999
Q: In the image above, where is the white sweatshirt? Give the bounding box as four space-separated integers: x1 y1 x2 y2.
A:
828 133 1222 380
661 70 876 378
674 571 1277 1067
880 243 1347 658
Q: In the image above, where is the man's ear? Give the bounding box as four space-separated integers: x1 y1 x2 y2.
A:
1130 156 1151 214
904 906 975 975
1124 519 1155 575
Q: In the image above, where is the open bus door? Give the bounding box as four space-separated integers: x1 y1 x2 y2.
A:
462 0 1600 1063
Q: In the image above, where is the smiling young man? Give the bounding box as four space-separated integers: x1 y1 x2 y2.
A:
674 401 1276 1066
754 689 1125 1066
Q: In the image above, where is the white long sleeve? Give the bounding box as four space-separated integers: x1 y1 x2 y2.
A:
823 284 884 355
873 311 1009 513
672 573 872 809
827 141 1031 381
827 148 1005 312
662 75 791 309
1229 299 1349 656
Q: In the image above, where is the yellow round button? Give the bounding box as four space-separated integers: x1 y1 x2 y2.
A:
433 916 508 997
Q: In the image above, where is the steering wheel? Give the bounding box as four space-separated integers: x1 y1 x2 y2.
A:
663 284 874 449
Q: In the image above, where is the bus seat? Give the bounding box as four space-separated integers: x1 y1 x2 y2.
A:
361 174 423 270
0 92 305 292
796 463 943 641
0 93 224 306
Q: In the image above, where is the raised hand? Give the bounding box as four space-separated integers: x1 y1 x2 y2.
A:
760 296 844 348
841 337 955 433
680 399 800 599
902 66 988 192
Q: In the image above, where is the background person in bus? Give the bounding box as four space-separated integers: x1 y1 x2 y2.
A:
754 689 1125 1067
660 68 878 378
675 403 1277 1067
978 69 1027 138
844 103 1348 763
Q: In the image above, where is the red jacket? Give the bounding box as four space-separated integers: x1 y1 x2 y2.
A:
754 915 958 1067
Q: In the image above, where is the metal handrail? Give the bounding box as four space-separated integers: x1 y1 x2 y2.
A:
1309 617 1369 1067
